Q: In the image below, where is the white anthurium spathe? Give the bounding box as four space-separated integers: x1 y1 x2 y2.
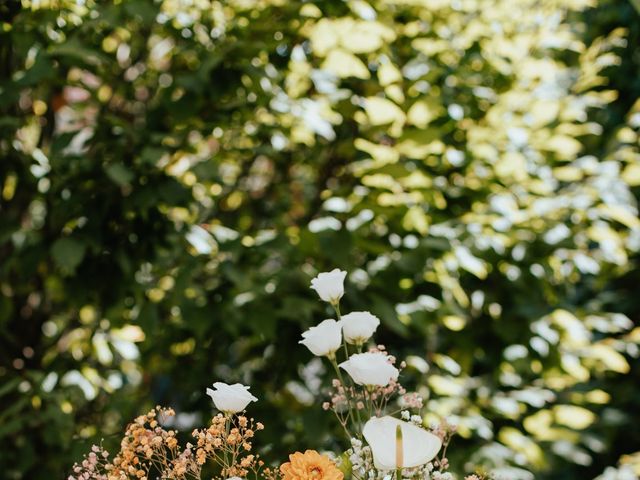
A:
340 311 380 345
299 319 343 357
310 269 347 304
206 382 257 413
339 352 399 386
363 416 442 470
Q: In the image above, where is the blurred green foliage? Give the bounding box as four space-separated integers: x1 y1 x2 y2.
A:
1 0 639 478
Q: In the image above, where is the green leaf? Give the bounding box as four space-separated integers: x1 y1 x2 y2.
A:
49 38 107 66
51 237 86 272
13 51 54 87
124 0 158 24
105 163 134 187
0 378 20 399
0 295 13 323
0 417 24 440
139 147 165 165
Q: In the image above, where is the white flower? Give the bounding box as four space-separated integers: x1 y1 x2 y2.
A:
310 269 347 304
299 319 343 357
339 352 399 386
206 382 257 413
340 311 380 344
363 416 442 470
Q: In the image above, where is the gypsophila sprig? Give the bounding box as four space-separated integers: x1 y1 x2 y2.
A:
69 402 269 480
191 412 265 478
68 406 197 480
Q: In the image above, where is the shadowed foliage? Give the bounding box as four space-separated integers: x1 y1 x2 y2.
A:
0 0 639 478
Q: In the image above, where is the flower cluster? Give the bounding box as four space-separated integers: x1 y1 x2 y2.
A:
303 269 487 480
70 268 487 480
69 397 267 480
69 407 190 480
191 412 264 478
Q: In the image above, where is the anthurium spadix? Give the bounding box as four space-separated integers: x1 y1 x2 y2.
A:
362 416 442 470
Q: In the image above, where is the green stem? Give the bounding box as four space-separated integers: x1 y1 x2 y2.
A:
223 413 231 472
366 386 374 418
330 357 348 400
332 302 366 436
354 394 364 435
329 356 363 437
333 303 350 361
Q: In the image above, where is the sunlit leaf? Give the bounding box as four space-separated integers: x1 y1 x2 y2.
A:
321 49 370 79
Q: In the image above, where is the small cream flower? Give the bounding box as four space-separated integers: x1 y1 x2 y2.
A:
310 269 347 304
300 319 342 357
206 382 257 413
339 352 399 386
340 311 380 345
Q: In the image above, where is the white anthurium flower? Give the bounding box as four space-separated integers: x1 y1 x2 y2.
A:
339 352 399 386
206 382 257 413
363 416 442 470
340 311 380 345
299 319 342 357
310 269 347 304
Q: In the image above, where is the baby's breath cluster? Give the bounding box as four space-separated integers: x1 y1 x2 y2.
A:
344 438 375 479
69 444 111 480
324 345 414 438
69 407 267 480
191 413 265 478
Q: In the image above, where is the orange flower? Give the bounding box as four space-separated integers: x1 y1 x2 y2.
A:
280 450 343 480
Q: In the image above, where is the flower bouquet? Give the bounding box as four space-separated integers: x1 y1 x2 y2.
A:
69 269 485 480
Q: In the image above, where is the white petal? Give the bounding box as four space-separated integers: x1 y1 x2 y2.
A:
363 416 441 470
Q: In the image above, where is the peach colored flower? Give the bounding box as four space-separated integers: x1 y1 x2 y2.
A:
280 450 343 480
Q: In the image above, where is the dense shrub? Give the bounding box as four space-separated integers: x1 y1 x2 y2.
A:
0 0 639 478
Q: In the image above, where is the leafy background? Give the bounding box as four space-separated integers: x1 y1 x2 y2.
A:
1 0 639 478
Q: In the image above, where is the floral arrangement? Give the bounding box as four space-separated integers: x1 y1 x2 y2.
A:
69 269 485 480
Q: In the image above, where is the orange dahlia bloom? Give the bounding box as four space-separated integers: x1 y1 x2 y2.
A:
280 450 344 480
